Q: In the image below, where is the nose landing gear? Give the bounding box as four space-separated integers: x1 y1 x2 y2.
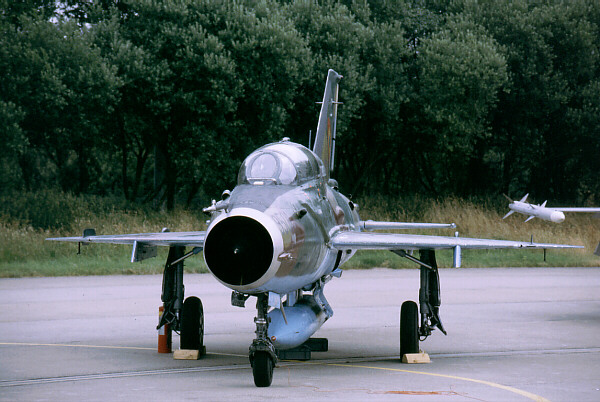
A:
249 293 277 387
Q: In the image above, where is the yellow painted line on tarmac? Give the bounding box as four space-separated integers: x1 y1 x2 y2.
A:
0 342 154 351
321 362 550 402
0 342 246 357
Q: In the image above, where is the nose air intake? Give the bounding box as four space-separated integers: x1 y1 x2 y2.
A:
204 216 274 286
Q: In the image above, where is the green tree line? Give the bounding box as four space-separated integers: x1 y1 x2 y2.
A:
2 0 599 210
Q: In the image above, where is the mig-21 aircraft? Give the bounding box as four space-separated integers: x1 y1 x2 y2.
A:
48 70 582 387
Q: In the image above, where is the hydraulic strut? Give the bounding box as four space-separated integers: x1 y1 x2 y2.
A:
249 293 277 364
418 249 446 339
158 245 186 331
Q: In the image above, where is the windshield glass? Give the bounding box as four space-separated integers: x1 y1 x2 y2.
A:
249 153 278 178
242 151 297 185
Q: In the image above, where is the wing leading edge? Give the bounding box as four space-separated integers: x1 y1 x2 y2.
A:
330 231 582 251
46 231 206 248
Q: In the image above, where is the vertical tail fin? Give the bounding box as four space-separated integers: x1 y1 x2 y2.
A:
313 69 342 180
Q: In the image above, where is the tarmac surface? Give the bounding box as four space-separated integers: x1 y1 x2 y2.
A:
1 267 600 401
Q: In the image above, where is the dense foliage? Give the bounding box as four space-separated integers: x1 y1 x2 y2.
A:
2 0 599 211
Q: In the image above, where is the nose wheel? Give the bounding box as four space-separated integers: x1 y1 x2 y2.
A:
252 351 274 387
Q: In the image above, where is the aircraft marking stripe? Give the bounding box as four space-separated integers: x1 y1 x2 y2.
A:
322 362 549 402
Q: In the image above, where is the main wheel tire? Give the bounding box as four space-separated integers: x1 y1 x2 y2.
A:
400 300 419 359
252 351 274 387
180 296 204 350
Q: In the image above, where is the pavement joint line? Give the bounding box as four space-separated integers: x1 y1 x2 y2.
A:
3 341 597 365
432 347 600 358
277 346 600 365
0 365 250 388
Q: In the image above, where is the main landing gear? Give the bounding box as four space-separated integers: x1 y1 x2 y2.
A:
399 249 446 359
158 245 205 353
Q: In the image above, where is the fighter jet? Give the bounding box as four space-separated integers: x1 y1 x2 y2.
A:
503 194 600 223
48 70 582 387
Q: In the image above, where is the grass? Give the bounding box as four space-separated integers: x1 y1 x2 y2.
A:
0 190 210 277
0 191 598 278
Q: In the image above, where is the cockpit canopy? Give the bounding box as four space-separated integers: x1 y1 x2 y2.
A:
238 140 323 186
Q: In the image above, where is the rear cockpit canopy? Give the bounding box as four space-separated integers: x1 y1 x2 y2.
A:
238 140 323 186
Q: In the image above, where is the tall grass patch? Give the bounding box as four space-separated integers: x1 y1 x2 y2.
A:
0 190 208 277
0 192 597 277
